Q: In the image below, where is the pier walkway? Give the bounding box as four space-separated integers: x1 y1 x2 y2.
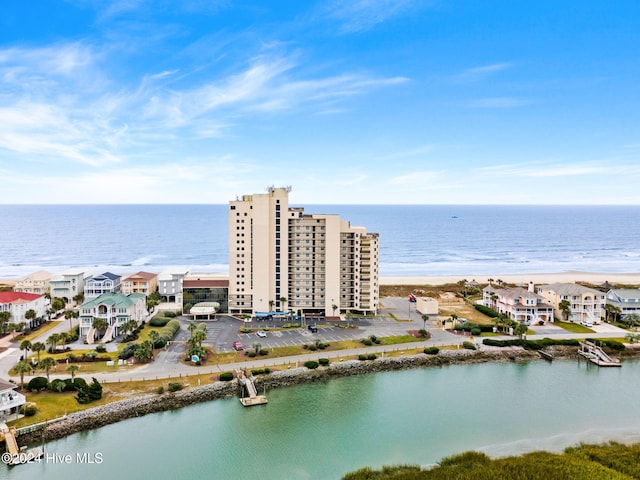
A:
578 341 621 367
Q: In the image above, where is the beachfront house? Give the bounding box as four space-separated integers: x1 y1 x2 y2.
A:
606 289 640 319
482 283 554 325
84 272 121 299
0 379 26 421
0 292 47 326
79 292 147 344
536 283 605 324
121 271 158 296
49 270 86 304
158 270 188 304
13 270 52 295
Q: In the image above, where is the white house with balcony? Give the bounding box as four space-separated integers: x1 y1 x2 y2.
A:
49 270 86 304
606 289 640 318
0 292 47 325
536 283 605 323
483 283 554 324
0 379 26 421
84 272 121 299
13 270 52 295
79 292 146 344
158 270 188 304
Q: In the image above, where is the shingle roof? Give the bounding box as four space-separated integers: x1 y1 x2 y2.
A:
81 292 144 309
538 283 602 296
123 271 157 281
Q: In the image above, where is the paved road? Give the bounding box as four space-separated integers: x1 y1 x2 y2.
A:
0 298 632 385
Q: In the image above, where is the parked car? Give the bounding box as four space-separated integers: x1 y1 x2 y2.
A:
581 320 594 328
256 330 267 338
408 294 417 302
308 324 318 333
232 341 244 351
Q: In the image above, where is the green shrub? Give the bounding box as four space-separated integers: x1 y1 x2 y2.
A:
119 343 138 360
424 347 440 355
361 339 372 346
358 354 367 360
308 345 317 351
259 349 269 356
462 341 476 350
22 404 37 416
367 353 377 360
251 368 271 375
470 327 482 336
318 342 330 349
48 379 66 392
149 316 170 327
246 351 256 357
27 376 48 392
156 386 164 394
164 311 177 318
153 336 167 349
219 372 234 381
302 344 309 349
319 358 330 365
73 377 88 391
598 340 625 351
95 344 107 353
75 378 103 404
304 361 319 369
168 382 183 392
474 304 499 318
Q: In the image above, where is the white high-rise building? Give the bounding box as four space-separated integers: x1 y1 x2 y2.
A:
228 187 379 317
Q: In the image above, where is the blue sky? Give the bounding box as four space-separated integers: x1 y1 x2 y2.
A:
1 1 639 204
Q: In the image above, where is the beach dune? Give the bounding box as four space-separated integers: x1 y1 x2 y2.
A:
380 271 640 286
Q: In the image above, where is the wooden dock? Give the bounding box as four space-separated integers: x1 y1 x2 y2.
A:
0 423 44 466
578 341 621 367
237 370 268 407
538 350 553 362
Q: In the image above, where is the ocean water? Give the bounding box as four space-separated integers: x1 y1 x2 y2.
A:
1 204 639 278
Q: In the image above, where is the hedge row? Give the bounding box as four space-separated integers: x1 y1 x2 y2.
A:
482 338 581 350
474 304 499 318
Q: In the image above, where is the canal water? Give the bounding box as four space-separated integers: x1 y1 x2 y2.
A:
2 359 639 480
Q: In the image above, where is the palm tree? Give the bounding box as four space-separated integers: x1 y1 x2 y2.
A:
559 300 571 322
121 319 138 337
134 340 153 363
332 304 339 317
73 293 84 305
20 339 32 359
6 323 16 341
268 300 275 311
192 329 206 348
58 332 69 348
14 360 33 388
279 297 287 312
39 357 57 381
31 341 46 363
64 309 76 330
0 311 10 334
253 342 262 355
149 331 160 358
187 322 198 335
421 314 429 330
47 332 61 353
92 317 108 337
51 297 66 314
624 313 640 330
514 322 528 339
67 364 80 380
25 309 37 329
605 304 621 323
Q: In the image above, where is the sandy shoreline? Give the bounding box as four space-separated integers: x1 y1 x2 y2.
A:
380 271 640 286
3 271 639 288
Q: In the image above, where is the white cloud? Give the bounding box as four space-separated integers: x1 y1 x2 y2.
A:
322 0 419 33
476 162 640 178
455 63 512 82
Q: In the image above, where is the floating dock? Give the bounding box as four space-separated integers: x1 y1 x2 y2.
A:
237 371 268 407
578 341 621 367
538 350 553 362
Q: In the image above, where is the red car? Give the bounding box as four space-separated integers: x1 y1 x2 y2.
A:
232 341 244 351
408 294 417 302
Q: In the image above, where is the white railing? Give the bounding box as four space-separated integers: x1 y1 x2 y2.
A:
0 392 26 411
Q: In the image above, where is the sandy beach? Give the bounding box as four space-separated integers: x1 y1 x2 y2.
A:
380 271 640 286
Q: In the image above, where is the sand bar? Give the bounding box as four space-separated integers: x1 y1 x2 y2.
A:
380 271 640 286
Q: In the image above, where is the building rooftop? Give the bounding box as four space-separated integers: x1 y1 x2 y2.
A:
81 292 145 309
18 270 52 281
538 283 603 296
0 292 43 304
123 271 157 281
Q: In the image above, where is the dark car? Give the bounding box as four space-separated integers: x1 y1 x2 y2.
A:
308 324 318 333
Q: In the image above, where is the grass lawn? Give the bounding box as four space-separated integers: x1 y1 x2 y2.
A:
555 320 595 334
17 320 64 343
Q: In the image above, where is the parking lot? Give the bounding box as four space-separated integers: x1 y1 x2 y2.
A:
177 299 429 353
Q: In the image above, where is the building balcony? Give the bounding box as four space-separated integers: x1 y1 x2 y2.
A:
0 392 26 411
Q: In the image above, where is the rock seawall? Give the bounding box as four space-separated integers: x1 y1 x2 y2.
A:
16 345 639 446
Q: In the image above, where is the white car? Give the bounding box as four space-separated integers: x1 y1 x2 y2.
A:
580 320 594 328
256 330 267 338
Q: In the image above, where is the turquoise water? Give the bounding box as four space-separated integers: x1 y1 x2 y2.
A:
2 359 639 479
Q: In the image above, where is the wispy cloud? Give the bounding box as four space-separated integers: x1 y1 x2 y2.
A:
322 0 419 33
468 97 531 108
389 170 441 185
455 62 512 82
374 145 434 161
477 162 640 178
